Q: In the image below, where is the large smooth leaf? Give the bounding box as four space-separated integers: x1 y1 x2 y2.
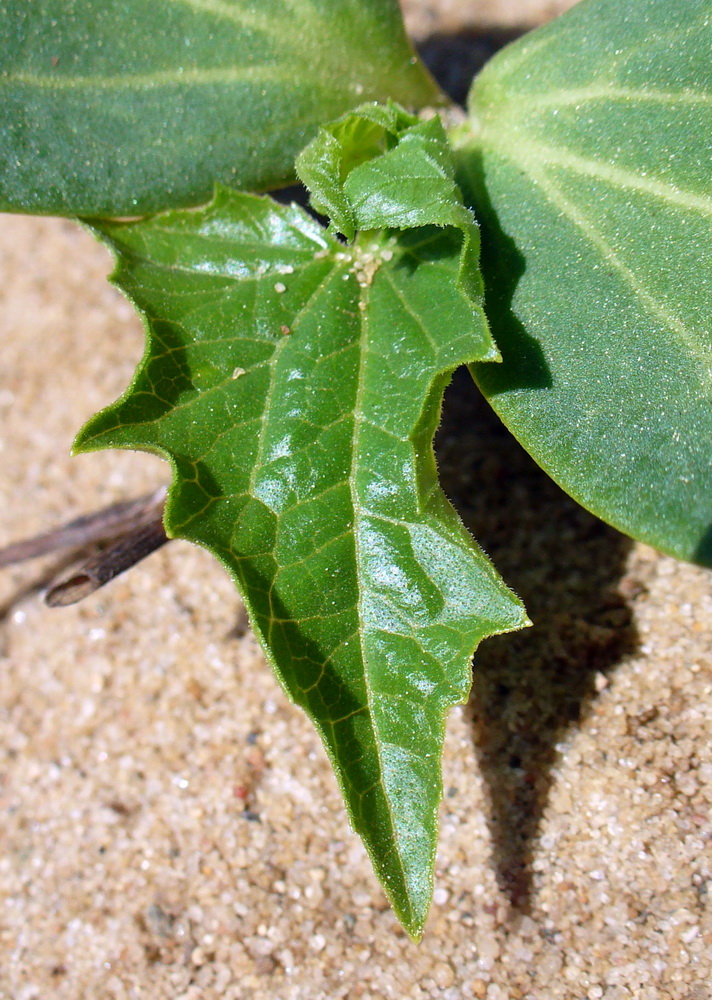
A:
75 110 527 936
457 0 712 565
0 0 443 216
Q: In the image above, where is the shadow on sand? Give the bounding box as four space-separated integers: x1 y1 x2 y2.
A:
436 369 639 910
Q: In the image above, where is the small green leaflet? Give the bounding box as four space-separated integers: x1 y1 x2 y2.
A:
0 0 443 216
76 107 528 936
459 0 712 565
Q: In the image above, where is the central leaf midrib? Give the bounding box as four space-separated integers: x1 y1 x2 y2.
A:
348 272 413 921
247 259 344 497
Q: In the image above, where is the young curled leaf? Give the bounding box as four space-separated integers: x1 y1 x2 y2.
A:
297 101 489 313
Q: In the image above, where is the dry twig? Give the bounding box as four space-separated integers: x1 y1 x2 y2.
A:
0 486 169 606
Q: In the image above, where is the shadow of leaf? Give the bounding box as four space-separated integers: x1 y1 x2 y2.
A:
436 368 639 909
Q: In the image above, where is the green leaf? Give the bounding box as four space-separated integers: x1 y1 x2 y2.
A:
75 110 527 936
457 0 712 565
0 0 444 217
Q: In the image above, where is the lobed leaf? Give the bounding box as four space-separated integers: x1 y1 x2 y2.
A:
0 0 444 216
458 0 712 565
75 110 527 934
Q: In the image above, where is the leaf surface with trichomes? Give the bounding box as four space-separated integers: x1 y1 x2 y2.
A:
458 0 712 565
0 0 443 216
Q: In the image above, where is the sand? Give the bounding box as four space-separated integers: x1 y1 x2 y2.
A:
1 3 711 998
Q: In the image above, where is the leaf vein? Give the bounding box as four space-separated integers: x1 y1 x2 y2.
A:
527 166 712 380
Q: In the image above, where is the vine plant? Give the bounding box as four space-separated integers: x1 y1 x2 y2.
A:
1 0 710 937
